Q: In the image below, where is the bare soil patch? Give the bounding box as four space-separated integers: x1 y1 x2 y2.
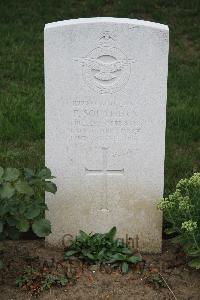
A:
0 240 200 299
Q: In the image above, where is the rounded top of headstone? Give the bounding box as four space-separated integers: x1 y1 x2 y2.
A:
45 17 168 31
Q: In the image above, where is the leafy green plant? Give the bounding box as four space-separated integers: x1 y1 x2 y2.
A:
147 274 167 289
41 274 57 290
16 266 36 288
158 173 200 269
64 227 141 273
41 274 68 290
0 167 57 240
16 267 68 294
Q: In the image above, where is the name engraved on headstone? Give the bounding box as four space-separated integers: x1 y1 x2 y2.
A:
69 99 142 142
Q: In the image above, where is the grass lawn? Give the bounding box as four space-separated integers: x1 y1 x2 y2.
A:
0 0 199 195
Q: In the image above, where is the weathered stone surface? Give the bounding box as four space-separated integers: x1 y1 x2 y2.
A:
45 18 169 253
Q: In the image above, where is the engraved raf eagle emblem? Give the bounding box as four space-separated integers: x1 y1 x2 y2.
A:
74 45 134 94
80 58 130 81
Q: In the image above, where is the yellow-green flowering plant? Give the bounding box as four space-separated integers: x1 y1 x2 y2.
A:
158 173 200 269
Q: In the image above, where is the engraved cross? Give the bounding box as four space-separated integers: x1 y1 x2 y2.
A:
85 147 124 211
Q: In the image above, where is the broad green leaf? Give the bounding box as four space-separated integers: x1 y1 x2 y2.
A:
0 167 4 179
7 227 20 240
7 217 17 226
108 253 126 262
17 219 30 232
10 206 19 216
106 226 117 240
97 249 106 259
121 248 133 255
0 221 3 233
122 262 129 273
15 181 34 196
127 255 141 264
165 228 177 235
188 258 200 269
37 168 52 179
24 168 35 178
0 182 15 199
86 253 95 260
25 206 41 219
111 263 120 268
32 219 51 237
45 181 57 194
116 239 124 247
19 202 26 215
0 204 9 216
64 250 78 258
28 178 41 185
79 230 89 242
112 253 126 261
3 168 20 181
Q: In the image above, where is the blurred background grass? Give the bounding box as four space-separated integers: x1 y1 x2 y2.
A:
0 0 199 195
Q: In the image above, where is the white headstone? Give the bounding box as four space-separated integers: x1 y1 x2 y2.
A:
45 18 169 253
